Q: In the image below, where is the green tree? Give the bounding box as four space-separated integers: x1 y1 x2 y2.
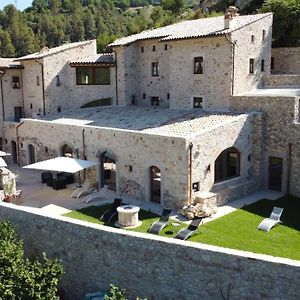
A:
0 27 15 56
260 0 300 47
0 221 63 300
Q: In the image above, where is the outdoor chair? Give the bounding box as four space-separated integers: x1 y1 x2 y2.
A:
52 178 67 190
83 185 109 204
41 171 53 184
258 206 283 232
57 172 74 185
71 179 94 198
148 208 172 235
100 198 123 223
174 216 203 240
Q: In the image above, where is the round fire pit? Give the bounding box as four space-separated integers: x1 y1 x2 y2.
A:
117 205 141 227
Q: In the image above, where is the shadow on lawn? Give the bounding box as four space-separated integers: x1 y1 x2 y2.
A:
241 195 300 231
71 204 159 227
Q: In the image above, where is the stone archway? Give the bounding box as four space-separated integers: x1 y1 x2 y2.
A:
150 166 161 204
214 147 240 183
100 151 116 191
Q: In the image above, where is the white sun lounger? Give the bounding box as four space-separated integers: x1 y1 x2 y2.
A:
82 185 109 204
71 180 94 198
258 206 283 232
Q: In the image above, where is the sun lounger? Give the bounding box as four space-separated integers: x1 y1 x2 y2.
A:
82 185 109 204
148 208 172 234
258 206 283 232
175 217 203 240
71 180 93 198
100 198 122 223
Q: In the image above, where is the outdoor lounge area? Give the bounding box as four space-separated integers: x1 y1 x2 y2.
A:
63 195 300 261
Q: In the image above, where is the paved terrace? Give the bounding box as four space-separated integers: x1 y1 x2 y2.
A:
38 106 242 137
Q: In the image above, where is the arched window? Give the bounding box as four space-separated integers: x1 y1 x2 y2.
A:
214 147 240 183
61 144 73 157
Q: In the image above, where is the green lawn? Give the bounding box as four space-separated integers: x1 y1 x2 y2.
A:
63 196 300 261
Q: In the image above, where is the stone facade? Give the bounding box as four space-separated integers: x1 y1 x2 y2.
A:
19 40 116 116
0 69 23 123
1 204 300 300
271 47 300 75
114 14 273 111
230 95 300 195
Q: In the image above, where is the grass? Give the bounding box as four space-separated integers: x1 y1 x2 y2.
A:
63 196 300 261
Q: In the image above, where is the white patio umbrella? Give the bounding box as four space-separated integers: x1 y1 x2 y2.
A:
0 151 11 157
23 156 97 173
0 157 7 167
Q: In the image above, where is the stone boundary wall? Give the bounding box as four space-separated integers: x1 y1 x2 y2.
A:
0 203 299 300
271 47 300 75
264 74 300 88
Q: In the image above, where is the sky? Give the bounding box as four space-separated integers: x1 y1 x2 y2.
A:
0 0 32 11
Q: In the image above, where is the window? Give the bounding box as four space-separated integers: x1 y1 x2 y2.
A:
57 106 62 113
30 103 33 109
194 57 203 74
164 44 168 51
249 58 254 74
262 30 266 41
36 76 40 86
214 147 240 183
271 57 274 70
142 93 146 99
193 97 203 108
76 67 110 85
152 45 156 52
151 62 159 77
167 93 170 99
141 46 144 53
251 35 255 43
56 75 61 86
12 76 20 89
151 97 160 106
261 59 265 72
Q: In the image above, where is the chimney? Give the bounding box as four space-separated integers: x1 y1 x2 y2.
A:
224 6 239 29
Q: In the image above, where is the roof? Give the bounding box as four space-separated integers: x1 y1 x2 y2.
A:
69 54 115 67
35 106 243 138
0 58 23 69
15 40 95 61
109 13 272 46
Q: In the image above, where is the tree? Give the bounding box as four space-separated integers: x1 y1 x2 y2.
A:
260 0 300 47
161 0 184 14
0 27 15 57
0 221 63 300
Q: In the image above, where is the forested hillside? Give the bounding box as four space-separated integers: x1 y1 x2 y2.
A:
0 0 298 58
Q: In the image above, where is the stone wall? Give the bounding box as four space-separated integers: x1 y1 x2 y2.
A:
16 119 189 209
264 74 300 88
271 47 300 75
230 95 300 195
188 113 263 205
0 69 23 122
115 36 233 111
0 203 299 300
43 40 116 112
231 13 273 95
20 40 116 117
21 59 44 118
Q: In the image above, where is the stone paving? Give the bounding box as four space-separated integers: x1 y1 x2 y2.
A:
38 106 241 137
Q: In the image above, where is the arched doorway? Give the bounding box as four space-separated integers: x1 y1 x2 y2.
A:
214 147 240 183
150 166 161 203
11 141 17 164
28 144 35 164
100 152 116 191
61 144 73 157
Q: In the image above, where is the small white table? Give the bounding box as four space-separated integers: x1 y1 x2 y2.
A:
117 205 140 227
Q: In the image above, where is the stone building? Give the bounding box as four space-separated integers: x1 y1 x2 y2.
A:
0 8 299 210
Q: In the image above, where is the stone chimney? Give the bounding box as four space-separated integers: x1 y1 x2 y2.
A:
224 6 239 29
